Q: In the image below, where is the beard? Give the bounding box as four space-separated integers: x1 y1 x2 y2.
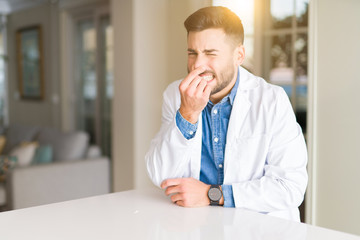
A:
210 64 237 95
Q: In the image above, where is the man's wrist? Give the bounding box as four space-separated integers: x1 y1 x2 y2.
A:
179 106 200 124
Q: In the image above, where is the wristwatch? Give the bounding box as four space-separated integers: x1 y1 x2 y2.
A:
208 185 222 206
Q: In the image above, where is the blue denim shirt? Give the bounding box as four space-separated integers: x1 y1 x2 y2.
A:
175 69 240 207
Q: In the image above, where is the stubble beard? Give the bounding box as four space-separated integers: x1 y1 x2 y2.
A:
210 65 237 96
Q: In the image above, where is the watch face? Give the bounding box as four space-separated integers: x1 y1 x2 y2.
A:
208 187 222 201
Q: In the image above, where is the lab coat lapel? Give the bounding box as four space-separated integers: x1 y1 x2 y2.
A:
226 67 256 142
224 67 258 183
227 93 251 142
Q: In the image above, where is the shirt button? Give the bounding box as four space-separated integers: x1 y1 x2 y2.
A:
214 137 219 143
189 131 194 135
213 109 218 114
219 164 223 168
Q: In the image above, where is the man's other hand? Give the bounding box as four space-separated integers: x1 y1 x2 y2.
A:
161 178 211 207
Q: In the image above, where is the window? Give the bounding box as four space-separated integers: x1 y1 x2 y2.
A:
263 0 309 133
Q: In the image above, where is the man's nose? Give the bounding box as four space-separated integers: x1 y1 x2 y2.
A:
194 54 207 69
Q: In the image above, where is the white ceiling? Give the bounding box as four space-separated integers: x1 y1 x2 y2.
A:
0 0 55 14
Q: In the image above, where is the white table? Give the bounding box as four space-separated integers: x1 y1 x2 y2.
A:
0 189 359 240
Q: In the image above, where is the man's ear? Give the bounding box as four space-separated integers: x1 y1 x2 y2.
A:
235 44 245 66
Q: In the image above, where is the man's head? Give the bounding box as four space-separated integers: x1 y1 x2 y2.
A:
184 6 245 102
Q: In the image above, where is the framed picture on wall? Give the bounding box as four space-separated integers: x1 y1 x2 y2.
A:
16 25 44 100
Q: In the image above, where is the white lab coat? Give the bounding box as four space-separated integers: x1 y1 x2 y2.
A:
145 67 308 221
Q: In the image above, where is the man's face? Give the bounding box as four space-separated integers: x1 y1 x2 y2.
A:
187 28 244 99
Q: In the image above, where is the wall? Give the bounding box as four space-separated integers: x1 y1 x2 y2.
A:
132 0 169 189
111 0 135 191
7 3 60 128
310 0 360 235
167 1 189 83
111 0 170 191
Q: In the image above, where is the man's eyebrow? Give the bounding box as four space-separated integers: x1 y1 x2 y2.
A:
187 48 219 53
203 49 218 53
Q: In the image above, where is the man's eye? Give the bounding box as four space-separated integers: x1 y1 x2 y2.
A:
188 52 197 56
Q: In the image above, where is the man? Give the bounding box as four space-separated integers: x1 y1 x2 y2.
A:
145 6 307 222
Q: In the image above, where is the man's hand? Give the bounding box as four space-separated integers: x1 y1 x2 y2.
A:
179 66 212 124
161 178 211 207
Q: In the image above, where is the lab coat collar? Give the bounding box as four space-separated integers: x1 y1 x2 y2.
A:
238 66 260 91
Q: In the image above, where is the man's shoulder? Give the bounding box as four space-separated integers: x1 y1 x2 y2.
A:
166 79 182 92
258 77 285 94
162 79 182 107
240 67 284 94
239 67 288 104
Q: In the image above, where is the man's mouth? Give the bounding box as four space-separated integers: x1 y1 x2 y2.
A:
199 72 215 82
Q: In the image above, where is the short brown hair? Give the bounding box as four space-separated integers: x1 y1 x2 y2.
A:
184 6 244 45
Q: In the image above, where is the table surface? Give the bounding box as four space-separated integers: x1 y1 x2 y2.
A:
0 189 359 240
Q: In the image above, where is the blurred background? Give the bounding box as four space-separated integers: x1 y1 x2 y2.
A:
0 0 359 237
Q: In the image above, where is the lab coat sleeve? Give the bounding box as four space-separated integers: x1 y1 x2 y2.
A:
145 81 196 187
232 89 308 213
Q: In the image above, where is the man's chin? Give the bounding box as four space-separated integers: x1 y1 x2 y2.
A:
210 79 234 96
210 88 221 96
210 83 224 96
